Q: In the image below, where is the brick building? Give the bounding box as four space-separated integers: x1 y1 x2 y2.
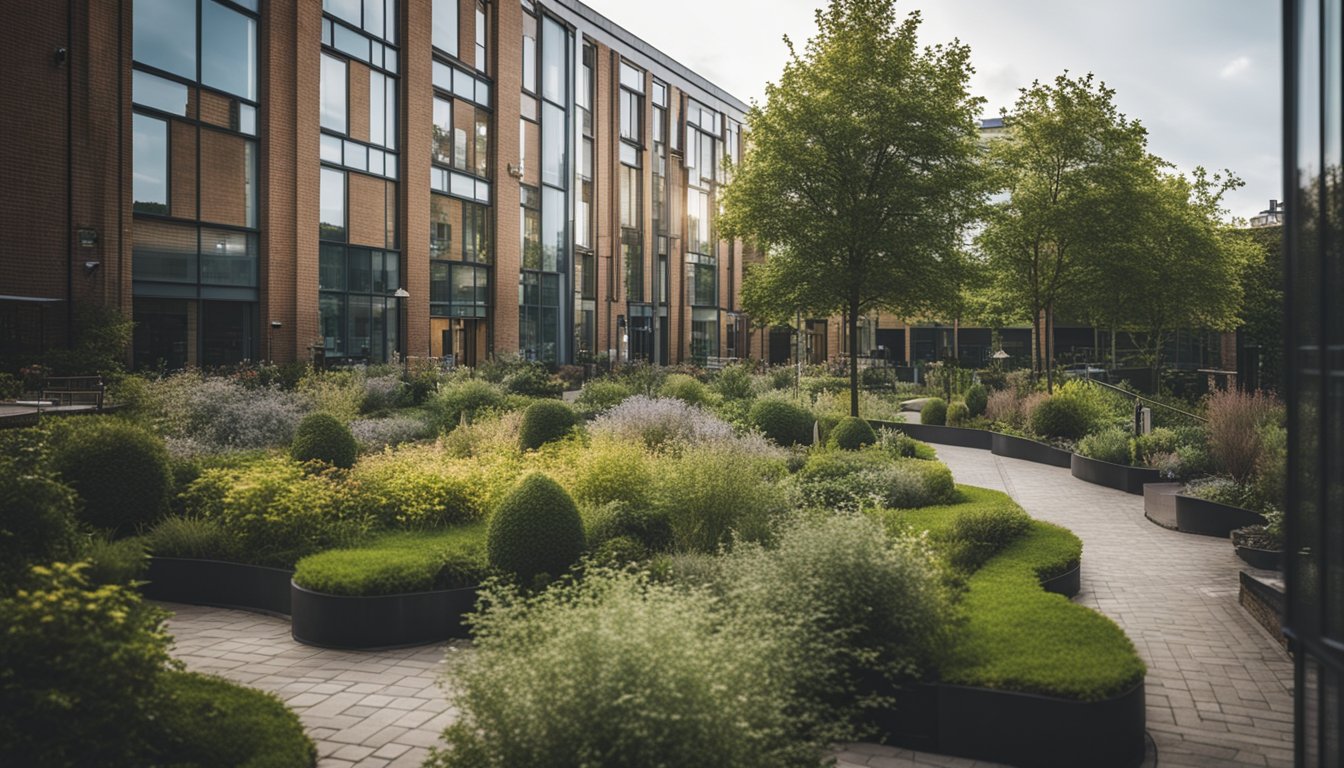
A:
0 0 757 370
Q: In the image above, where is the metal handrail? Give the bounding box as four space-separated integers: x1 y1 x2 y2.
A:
1082 374 1208 424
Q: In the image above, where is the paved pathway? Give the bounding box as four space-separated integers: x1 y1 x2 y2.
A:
162 441 1294 768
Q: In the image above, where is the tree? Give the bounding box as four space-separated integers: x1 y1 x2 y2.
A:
1102 167 1253 380
721 0 985 417
1233 224 1284 392
976 72 1149 392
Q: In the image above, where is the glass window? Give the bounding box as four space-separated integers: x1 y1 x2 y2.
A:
475 2 487 73
321 54 348 134
541 102 564 187
432 0 458 57
133 0 196 80
201 0 257 100
320 168 346 241
321 133 343 163
620 90 641 143
368 70 395 150
133 70 189 116
320 243 347 290
624 232 643 302
133 219 199 283
474 109 489 178
239 103 257 135
430 193 454 259
433 97 453 164
579 45 595 112
542 186 564 272
320 292 347 355
324 0 361 27
200 227 258 287
521 186 541 270
133 114 169 215
619 62 644 93
522 14 537 94
362 0 384 40
333 23 369 62
383 0 397 44
464 202 491 263
541 17 565 104
348 247 372 292
620 165 640 230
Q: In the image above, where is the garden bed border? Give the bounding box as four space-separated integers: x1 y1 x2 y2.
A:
1069 453 1161 495
141 557 294 618
1174 494 1267 538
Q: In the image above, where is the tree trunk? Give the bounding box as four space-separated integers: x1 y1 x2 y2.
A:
849 298 860 417
1045 303 1055 394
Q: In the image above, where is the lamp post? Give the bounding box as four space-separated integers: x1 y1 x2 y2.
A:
394 288 410 378
268 320 282 364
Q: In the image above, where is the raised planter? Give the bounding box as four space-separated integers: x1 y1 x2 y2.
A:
991 432 1072 467
1174 494 1267 538
1235 545 1282 571
880 680 1145 768
141 557 293 617
1040 563 1081 598
1142 482 1182 529
870 420 993 450
289 582 479 650
1069 454 1160 495
1238 570 1286 648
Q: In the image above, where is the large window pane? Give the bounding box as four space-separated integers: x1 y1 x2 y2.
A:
133 220 198 284
320 243 347 291
134 0 196 80
475 2 487 73
370 71 386 147
474 109 489 178
200 228 257 286
320 293 347 355
320 168 346 241
541 102 564 187
431 193 455 259
620 165 640 230
542 186 565 272
541 17 565 104
522 14 537 94
133 70 190 116
133 114 168 215
433 0 458 57
201 0 257 100
324 0 361 27
321 54 348 133
433 97 453 164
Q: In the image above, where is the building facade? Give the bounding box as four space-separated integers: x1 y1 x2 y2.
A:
0 0 755 370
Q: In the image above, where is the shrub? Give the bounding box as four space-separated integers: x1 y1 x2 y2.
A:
349 413 432 450
144 517 237 561
964 385 988 417
941 503 1033 572
487 474 585 585
1029 392 1097 440
151 671 316 768
574 379 634 418
1132 427 1179 466
432 379 507 429
0 458 81 586
502 364 564 398
290 412 358 469
801 375 848 398
749 396 815 446
659 373 710 406
718 514 957 740
945 401 970 427
148 374 310 451
984 389 1022 426
296 368 366 424
1254 423 1287 513
829 416 877 450
876 428 937 460
82 537 149 586
518 400 578 450
589 395 735 450
921 398 947 426
294 525 489 596
712 361 756 401
1184 476 1258 510
653 445 793 551
1077 427 1134 466
347 447 480 529
428 570 818 768
1206 388 1282 481
584 501 673 555
360 373 406 414
570 438 655 509
765 366 795 390
798 452 956 511
182 457 368 567
49 418 172 537
0 563 174 767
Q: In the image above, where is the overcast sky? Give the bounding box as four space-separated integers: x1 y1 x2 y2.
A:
581 0 1281 221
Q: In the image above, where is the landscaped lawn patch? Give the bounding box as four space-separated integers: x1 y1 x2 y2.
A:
293 524 489 596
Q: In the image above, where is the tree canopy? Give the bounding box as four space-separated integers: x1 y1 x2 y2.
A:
722 0 986 416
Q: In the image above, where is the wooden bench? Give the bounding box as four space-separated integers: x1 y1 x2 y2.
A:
40 376 105 410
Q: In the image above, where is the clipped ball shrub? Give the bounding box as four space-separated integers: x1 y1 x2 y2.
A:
1077 427 1135 466
49 418 172 537
1029 395 1095 441
0 459 81 585
290 412 358 469
748 397 814 446
659 373 709 406
152 671 317 768
964 384 988 417
487 473 586 584
518 400 579 451
432 379 507 429
946 402 970 427
920 398 948 426
829 416 877 450
574 379 634 418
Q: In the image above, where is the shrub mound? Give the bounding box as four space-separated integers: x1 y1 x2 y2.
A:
294 525 489 596
659 373 710 406
749 397 814 446
145 517 238 562
829 417 877 450
799 451 956 511
946 401 970 427
964 384 988 417
0 458 81 584
50 418 172 536
1029 396 1094 441
574 379 634 417
584 501 673 557
487 474 585 584
1077 427 1134 466
433 379 507 429
921 398 948 426
153 671 316 768
518 400 578 451
290 413 358 469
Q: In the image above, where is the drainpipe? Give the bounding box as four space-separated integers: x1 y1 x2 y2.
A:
65 0 75 348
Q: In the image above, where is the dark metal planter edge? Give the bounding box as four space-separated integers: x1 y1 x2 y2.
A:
1069 453 1161 495
868 420 993 450
1174 494 1268 538
990 432 1074 467
1040 562 1081 598
140 557 294 618
289 581 480 650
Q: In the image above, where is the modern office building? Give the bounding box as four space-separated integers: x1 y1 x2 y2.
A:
0 0 755 370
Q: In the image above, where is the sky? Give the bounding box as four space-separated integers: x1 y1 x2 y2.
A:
580 0 1281 222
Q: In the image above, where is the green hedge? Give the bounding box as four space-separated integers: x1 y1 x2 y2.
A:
488 474 586 584
290 412 358 469
748 397 814 446
152 671 316 768
519 400 578 450
49 418 172 537
920 398 947 426
294 524 489 596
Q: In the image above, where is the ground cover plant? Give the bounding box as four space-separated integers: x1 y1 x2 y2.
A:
293 524 489 596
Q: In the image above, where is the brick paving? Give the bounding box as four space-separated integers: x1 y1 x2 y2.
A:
162 441 1294 768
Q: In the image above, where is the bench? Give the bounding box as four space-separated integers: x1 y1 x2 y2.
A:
40 376 105 410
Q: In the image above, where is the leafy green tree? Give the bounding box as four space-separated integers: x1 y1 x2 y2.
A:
1232 224 1283 391
977 72 1149 391
722 0 986 416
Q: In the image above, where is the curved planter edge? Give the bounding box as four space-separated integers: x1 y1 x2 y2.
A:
290 581 479 650
990 432 1073 467
1070 453 1161 495
868 420 993 450
140 557 294 617
1235 545 1282 571
1142 482 1183 530
1174 494 1268 538
879 680 1145 768
1040 562 1081 598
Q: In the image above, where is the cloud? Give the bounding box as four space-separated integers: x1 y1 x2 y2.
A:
1220 55 1252 79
